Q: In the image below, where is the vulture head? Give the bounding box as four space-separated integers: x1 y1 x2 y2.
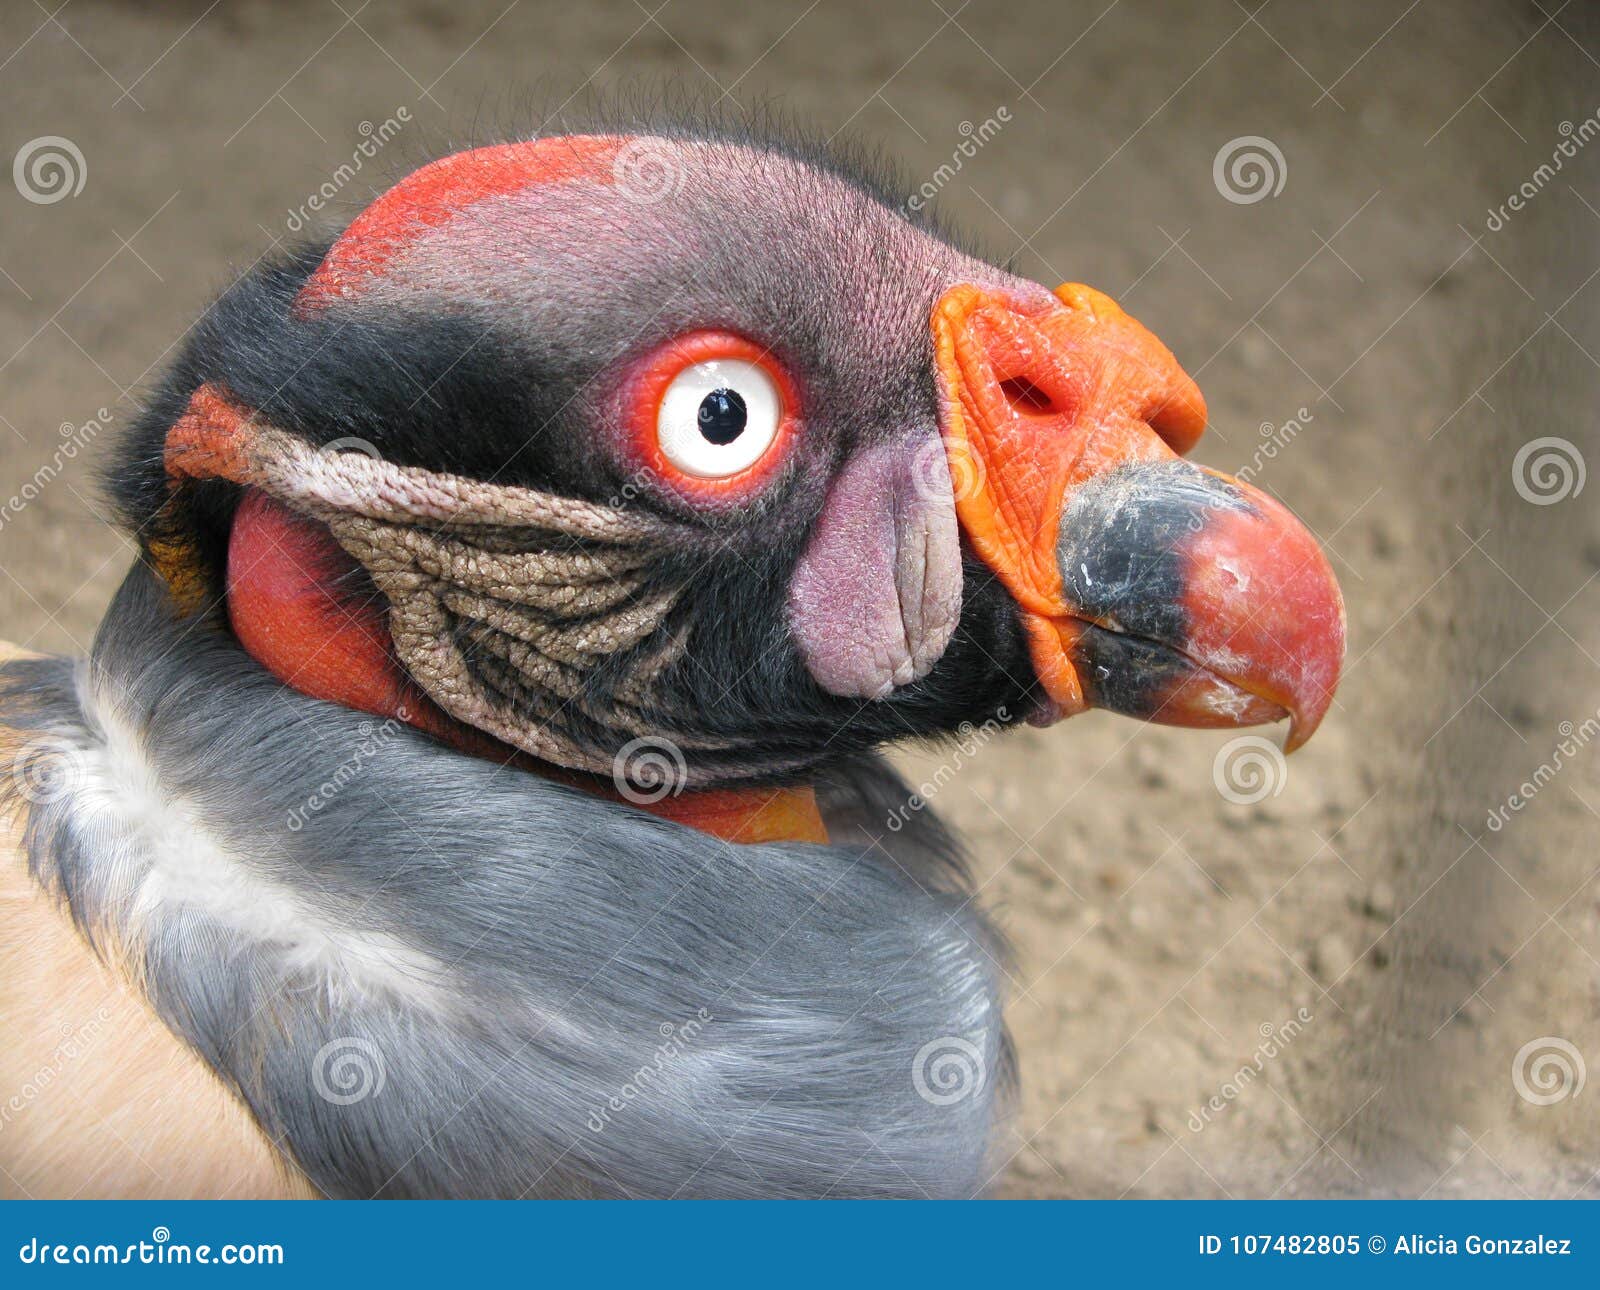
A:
119 129 1344 833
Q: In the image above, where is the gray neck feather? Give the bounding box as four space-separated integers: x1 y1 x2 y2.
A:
1 565 1011 1198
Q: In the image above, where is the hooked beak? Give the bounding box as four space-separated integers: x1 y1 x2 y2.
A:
933 283 1345 751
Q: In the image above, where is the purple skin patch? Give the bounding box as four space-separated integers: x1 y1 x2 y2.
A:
787 439 963 700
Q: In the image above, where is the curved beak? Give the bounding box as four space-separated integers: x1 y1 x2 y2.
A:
933 282 1345 751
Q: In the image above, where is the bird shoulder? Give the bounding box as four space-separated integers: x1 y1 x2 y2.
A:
0 640 314 1200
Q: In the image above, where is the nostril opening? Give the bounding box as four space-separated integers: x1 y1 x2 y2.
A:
999 376 1055 415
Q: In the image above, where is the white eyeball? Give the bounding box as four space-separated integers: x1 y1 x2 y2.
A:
656 358 782 478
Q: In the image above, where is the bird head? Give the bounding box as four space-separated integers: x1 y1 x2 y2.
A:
124 128 1344 825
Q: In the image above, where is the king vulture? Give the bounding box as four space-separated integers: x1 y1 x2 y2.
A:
0 120 1344 1199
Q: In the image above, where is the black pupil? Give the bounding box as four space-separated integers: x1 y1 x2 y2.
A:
696 388 747 446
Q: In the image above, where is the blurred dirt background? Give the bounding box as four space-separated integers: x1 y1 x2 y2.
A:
2 0 1597 1197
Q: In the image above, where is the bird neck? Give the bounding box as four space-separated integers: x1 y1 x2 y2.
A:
224 491 827 845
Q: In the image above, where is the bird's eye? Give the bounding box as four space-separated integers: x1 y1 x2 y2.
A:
656 359 780 478
623 331 800 500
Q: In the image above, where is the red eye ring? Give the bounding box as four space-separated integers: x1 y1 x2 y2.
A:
621 330 802 503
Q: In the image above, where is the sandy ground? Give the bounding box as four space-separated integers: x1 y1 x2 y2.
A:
1 0 1597 1198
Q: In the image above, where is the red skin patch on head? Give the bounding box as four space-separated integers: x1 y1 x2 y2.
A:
296 135 625 311
227 490 445 734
